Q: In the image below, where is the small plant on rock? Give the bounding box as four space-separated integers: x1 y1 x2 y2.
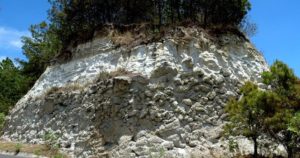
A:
0 113 5 132
33 149 41 156
147 142 166 158
53 153 65 158
43 131 60 150
96 68 130 82
228 138 239 153
15 143 22 154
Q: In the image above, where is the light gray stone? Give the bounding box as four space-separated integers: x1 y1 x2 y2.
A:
182 57 194 68
182 99 193 106
207 91 217 100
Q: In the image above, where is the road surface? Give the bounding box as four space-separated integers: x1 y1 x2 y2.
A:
0 153 33 158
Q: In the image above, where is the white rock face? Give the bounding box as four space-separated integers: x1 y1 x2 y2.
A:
3 29 273 157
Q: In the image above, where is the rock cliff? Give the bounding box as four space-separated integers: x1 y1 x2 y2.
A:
3 28 272 157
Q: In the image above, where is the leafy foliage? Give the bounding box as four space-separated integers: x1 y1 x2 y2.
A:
289 112 300 135
47 0 251 46
262 61 300 158
20 22 62 84
0 113 5 132
0 58 31 115
43 131 60 150
262 60 298 96
0 58 31 132
225 61 300 158
225 82 272 157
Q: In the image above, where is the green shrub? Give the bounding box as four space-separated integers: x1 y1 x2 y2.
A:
0 58 31 115
228 138 239 153
43 131 60 150
15 143 22 154
0 113 5 132
53 153 65 158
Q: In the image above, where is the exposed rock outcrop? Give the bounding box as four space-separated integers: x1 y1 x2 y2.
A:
3 28 282 157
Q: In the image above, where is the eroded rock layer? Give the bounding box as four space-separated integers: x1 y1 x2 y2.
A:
3 28 271 157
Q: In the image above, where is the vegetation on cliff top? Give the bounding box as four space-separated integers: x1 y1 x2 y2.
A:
47 0 251 46
0 0 253 117
20 0 252 82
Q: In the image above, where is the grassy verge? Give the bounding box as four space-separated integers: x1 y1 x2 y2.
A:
0 140 67 157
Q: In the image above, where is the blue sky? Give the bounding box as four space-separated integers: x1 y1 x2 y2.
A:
0 0 49 60
249 0 300 77
0 0 299 76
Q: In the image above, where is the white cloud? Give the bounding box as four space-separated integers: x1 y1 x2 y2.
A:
0 27 29 50
9 40 23 48
0 56 7 61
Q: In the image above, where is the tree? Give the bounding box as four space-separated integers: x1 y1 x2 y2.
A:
224 82 271 158
225 61 300 158
239 16 257 37
262 61 300 158
45 0 252 48
289 112 300 135
288 112 300 155
0 58 30 114
20 21 62 84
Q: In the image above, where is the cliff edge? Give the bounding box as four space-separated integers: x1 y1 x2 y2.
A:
3 28 274 157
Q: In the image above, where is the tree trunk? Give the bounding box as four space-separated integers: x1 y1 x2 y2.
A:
158 0 163 26
126 0 130 23
253 137 258 158
203 8 208 27
189 0 193 18
285 131 294 158
176 0 181 21
287 146 293 158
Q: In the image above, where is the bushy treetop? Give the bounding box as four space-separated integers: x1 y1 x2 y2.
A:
47 0 251 46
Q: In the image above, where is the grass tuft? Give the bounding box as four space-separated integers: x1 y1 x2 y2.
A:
0 140 68 157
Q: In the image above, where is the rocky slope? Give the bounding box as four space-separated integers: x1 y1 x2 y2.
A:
3 28 276 157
